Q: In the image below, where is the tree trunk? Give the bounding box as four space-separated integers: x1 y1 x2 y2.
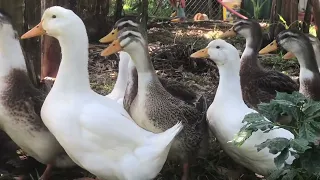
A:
140 0 148 33
280 0 299 28
302 0 312 33
268 0 299 41
24 0 42 87
312 0 320 39
114 0 123 22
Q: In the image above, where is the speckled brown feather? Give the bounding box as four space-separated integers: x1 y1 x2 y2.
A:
234 19 299 109
123 66 199 111
1 69 47 132
240 64 299 108
133 76 209 163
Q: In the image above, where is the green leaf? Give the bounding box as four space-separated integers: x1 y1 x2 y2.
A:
257 102 283 122
302 101 320 120
290 138 311 153
275 91 306 103
281 169 298 180
256 138 290 154
241 113 264 123
274 148 289 168
278 14 289 29
232 130 253 146
267 168 286 180
299 122 319 143
300 149 320 174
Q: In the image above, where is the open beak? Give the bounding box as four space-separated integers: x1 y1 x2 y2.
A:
219 28 236 39
100 39 123 56
99 28 119 43
190 48 209 58
21 21 46 39
259 40 278 54
283 51 295 60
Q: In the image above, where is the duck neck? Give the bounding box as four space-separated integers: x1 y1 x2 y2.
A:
240 34 262 68
0 36 27 76
214 65 244 105
54 33 91 92
312 44 320 71
110 51 129 95
128 46 158 86
294 46 319 81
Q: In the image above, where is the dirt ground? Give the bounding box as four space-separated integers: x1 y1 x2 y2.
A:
0 21 300 180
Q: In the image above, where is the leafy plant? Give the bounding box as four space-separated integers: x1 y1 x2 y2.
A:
251 0 268 19
232 91 320 179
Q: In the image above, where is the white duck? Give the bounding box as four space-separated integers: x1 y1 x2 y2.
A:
0 9 75 180
105 51 130 104
21 6 183 180
190 39 295 176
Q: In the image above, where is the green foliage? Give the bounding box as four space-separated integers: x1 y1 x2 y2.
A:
278 14 289 29
232 91 320 179
118 0 172 17
250 0 268 20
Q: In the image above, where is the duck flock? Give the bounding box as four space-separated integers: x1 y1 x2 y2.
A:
0 5 319 180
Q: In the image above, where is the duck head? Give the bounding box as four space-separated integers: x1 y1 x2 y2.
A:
21 6 85 40
219 19 262 40
99 17 140 43
100 26 147 57
261 29 318 70
283 34 320 60
190 39 240 70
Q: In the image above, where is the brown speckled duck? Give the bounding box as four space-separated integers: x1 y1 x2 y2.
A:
260 30 320 100
0 9 75 180
101 26 209 180
220 19 299 110
99 17 200 108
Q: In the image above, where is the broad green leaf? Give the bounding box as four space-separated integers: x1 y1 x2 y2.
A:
290 138 311 153
241 113 265 123
300 149 320 174
256 138 290 154
281 169 298 180
302 101 320 119
257 102 282 122
299 122 319 143
275 91 306 105
274 148 290 168
267 168 286 180
232 130 253 146
310 120 320 131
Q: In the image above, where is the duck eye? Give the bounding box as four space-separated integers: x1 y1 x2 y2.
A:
52 15 56 18
216 46 220 49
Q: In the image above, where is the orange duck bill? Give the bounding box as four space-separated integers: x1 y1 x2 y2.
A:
283 51 296 60
190 48 209 58
21 21 46 39
99 28 119 43
100 39 123 56
259 40 278 54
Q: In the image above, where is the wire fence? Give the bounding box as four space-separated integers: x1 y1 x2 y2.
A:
185 0 222 19
110 0 222 20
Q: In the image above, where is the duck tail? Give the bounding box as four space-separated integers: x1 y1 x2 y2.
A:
150 121 183 147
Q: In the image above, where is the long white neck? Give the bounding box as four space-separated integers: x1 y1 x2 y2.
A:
108 51 129 97
128 46 157 87
214 64 244 106
0 36 27 76
53 29 91 92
